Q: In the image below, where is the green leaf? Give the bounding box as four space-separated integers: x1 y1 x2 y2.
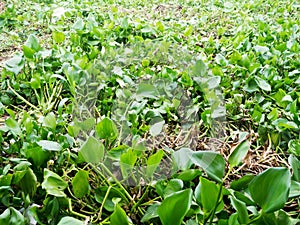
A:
272 118 298 131
255 76 271 92
4 54 24 75
288 140 300 156
150 119 165 137
19 168 37 198
5 117 22 136
23 34 41 58
230 174 254 191
95 118 118 143
37 140 62 151
110 204 130 225
52 31 65 44
42 169 68 197
190 151 225 183
72 170 89 198
172 148 193 171
158 189 192 225
73 18 84 30
57 216 84 225
289 180 300 198
228 140 250 167
288 155 300 181
22 46 35 58
176 169 202 181
195 177 223 215
141 203 160 222
0 207 25 225
249 167 291 213
79 136 104 164
230 195 249 224
137 83 159 99
23 146 50 167
183 26 193 37
25 34 41 52
146 149 164 177
120 149 137 179
192 60 207 77
163 179 184 197
43 112 56 130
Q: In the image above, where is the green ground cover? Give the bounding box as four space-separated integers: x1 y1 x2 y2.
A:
0 0 299 224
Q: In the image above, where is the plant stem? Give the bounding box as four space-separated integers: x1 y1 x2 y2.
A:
7 80 40 111
96 185 112 222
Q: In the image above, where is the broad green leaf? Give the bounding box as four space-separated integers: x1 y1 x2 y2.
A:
79 136 104 164
5 117 22 136
23 34 41 58
163 179 184 197
24 34 41 52
206 76 221 89
57 216 84 225
228 140 250 167
0 208 25 225
23 146 50 167
19 168 37 198
158 189 192 225
22 46 35 58
190 151 225 183
37 140 62 151
120 149 137 179
230 174 254 191
72 170 89 198
195 177 223 215
42 169 68 197
249 167 291 213
78 118 96 131
172 148 193 171
4 54 24 75
177 169 202 181
95 118 118 143
94 187 123 212
137 83 159 99
230 195 249 224
146 149 164 177
52 31 65 44
192 60 207 77
110 204 130 225
73 18 84 30
43 112 56 130
150 119 165 136
254 76 271 92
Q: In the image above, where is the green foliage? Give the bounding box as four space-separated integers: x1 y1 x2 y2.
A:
0 0 299 224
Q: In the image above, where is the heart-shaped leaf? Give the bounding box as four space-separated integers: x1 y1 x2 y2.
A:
158 189 192 225
249 167 291 213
